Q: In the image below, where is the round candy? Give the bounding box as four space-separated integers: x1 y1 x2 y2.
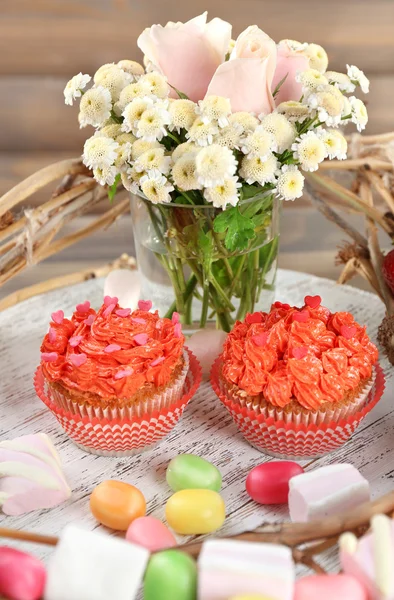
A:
294 574 367 600
0 547 46 600
126 516 176 551
166 454 222 493
144 550 197 600
90 480 146 531
246 461 304 504
165 489 225 534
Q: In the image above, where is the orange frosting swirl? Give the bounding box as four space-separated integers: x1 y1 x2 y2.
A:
222 299 378 410
40 302 184 399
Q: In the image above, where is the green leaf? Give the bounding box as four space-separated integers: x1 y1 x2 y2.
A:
213 206 256 252
108 173 121 202
259 235 279 271
168 83 189 100
272 73 288 98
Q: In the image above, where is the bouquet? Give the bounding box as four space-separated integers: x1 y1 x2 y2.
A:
64 13 370 331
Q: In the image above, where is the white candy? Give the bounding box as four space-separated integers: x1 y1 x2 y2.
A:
289 463 370 522
44 525 149 600
185 329 227 379
103 269 141 310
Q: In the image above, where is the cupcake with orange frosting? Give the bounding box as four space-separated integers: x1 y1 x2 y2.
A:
211 295 383 458
35 297 201 456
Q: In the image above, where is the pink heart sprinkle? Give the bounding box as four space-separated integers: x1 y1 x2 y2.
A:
51 310 64 325
172 312 180 324
84 315 95 326
246 312 263 325
252 332 269 347
69 353 87 367
103 303 116 318
41 352 58 363
116 308 131 317
105 344 121 353
151 356 165 367
138 300 153 311
341 325 357 339
69 336 83 348
134 333 148 346
292 347 308 360
48 327 57 343
174 323 182 338
114 368 133 380
292 310 309 323
132 317 146 325
76 300 90 314
104 295 118 306
305 295 322 309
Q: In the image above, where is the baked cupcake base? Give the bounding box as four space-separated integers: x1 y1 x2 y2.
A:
211 358 385 460
35 349 201 457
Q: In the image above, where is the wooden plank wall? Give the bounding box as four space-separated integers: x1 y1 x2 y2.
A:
1 0 394 202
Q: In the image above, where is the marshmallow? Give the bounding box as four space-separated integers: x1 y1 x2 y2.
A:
288 464 370 522
103 269 140 310
294 574 367 600
198 539 294 600
340 514 394 600
185 329 227 379
44 525 149 600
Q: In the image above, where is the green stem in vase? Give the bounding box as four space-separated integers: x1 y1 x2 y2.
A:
199 278 210 329
164 274 197 319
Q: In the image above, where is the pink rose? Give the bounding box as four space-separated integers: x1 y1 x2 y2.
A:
137 12 231 102
272 41 310 104
206 25 277 115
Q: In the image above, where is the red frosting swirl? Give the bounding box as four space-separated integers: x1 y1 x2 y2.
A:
222 299 378 410
40 302 184 399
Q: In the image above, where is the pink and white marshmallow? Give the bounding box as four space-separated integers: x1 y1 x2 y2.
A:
288 464 370 522
198 539 294 600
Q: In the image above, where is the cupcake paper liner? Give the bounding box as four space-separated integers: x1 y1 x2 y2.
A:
211 358 385 459
35 349 201 457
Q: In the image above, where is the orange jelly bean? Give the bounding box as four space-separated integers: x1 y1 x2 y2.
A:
90 480 146 531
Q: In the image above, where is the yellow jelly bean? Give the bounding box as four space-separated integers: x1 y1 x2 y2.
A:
165 489 225 534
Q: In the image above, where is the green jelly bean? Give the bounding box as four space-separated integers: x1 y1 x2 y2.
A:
143 550 197 600
166 454 222 492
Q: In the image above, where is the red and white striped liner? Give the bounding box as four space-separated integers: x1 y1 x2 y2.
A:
35 349 202 457
211 358 385 459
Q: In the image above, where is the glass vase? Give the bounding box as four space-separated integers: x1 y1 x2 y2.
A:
130 193 281 332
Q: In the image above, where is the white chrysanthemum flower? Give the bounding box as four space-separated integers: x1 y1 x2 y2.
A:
136 106 171 142
341 95 352 120
195 144 237 187
135 147 171 175
204 177 242 209
93 165 118 186
213 122 243 150
304 43 329 73
276 165 305 201
347 65 370 93
82 135 119 169
122 97 154 133
228 112 259 134
318 128 348 160
131 139 161 160
116 132 137 145
139 72 169 99
64 73 91 106
292 131 327 172
78 86 112 128
239 154 280 185
276 101 310 123
169 99 197 133
186 118 219 146
228 39 236 54
172 142 198 161
140 172 174 204
325 71 356 93
114 81 150 115
349 97 368 132
241 125 277 159
296 69 328 92
197 95 232 128
279 39 308 53
94 65 131 102
117 60 145 77
172 155 202 191
307 85 344 127
259 113 296 153
121 170 139 193
98 123 123 138
114 142 132 170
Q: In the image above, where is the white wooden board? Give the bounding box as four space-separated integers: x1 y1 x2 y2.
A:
0 269 393 576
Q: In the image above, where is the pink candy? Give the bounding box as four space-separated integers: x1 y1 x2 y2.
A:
105 344 121 353
51 310 64 325
0 547 46 600
151 356 165 367
48 327 57 343
41 352 58 363
84 315 95 326
116 308 131 317
174 323 182 338
126 516 176 552
134 333 148 346
246 461 304 505
69 336 83 348
103 304 116 318
69 353 87 367
104 295 118 306
76 301 90 314
294 574 367 600
114 368 133 380
138 300 152 311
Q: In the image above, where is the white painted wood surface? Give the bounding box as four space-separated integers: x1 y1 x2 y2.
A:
0 269 393 578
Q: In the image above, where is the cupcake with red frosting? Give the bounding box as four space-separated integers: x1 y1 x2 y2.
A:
35 297 201 456
211 295 384 458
